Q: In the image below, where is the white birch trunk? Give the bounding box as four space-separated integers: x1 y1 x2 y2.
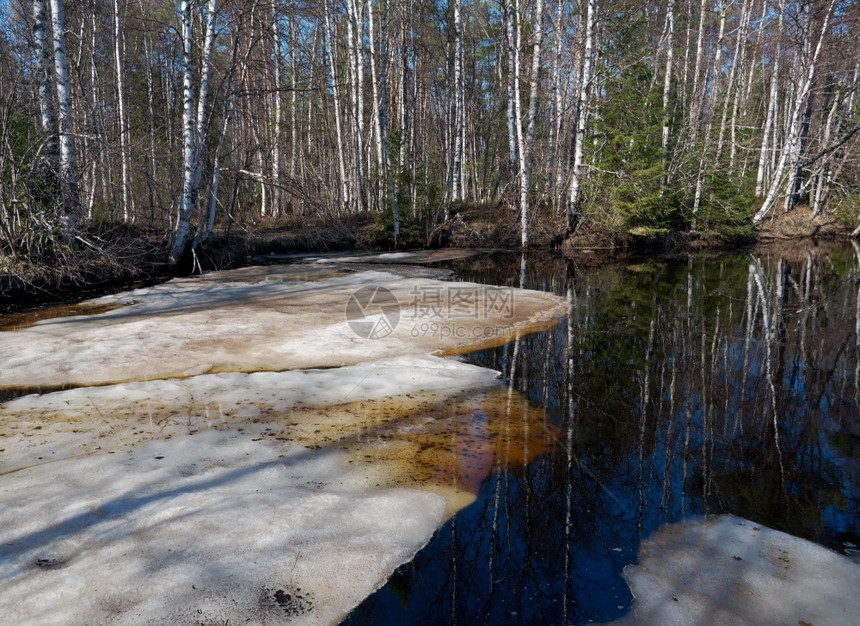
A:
323 0 350 212
170 0 196 264
504 0 518 176
520 0 544 247
812 94 840 216
113 0 130 222
32 0 56 155
567 0 596 232
512 0 525 219
379 0 399 242
289 9 297 183
451 0 465 203
661 0 675 180
367 0 385 208
143 32 158 214
691 0 726 229
193 0 217 194
727 0 754 172
688 0 708 127
271 6 283 217
546 0 563 203
345 0 366 212
756 0 784 197
48 0 78 222
716 0 750 165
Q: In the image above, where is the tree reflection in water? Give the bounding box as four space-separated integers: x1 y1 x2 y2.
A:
344 244 860 625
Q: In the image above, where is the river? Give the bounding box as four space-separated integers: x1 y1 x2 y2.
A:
344 242 860 625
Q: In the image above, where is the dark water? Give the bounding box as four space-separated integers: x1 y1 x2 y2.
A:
344 243 860 625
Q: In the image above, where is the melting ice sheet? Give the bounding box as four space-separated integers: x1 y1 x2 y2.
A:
0 267 565 388
0 267 564 625
0 356 556 625
618 515 860 625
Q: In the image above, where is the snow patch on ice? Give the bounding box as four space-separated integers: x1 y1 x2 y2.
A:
0 431 446 626
0 355 554 624
618 514 860 625
0 268 565 388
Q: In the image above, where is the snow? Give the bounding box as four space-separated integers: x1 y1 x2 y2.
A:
0 265 564 624
0 355 555 625
0 267 566 388
618 514 860 625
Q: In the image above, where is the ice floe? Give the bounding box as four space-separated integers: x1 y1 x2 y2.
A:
618 514 860 625
0 267 565 389
0 266 564 624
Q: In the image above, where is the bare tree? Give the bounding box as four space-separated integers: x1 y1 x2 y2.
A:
48 0 78 225
567 0 596 233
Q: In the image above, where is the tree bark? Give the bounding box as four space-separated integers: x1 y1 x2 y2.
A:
451 0 465 204
567 0 596 233
48 0 79 224
113 0 131 222
520 0 544 248
32 0 57 159
169 0 196 264
323 0 350 213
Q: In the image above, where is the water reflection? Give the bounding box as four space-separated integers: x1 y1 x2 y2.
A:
344 244 860 625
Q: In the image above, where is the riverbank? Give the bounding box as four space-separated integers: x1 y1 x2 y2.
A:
1 205 854 313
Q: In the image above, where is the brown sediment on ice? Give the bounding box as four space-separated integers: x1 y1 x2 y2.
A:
0 301 127 332
0 355 555 625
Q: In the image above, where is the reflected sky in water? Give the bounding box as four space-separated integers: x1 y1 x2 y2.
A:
344 243 860 625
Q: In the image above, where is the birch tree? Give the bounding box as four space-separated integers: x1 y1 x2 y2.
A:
520 0 544 247
755 0 785 198
753 0 836 224
32 0 56 157
451 0 465 204
323 0 350 213
567 0 596 233
113 0 131 222
169 0 217 264
48 0 78 224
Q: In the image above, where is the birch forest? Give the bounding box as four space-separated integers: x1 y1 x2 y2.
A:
1 0 859 265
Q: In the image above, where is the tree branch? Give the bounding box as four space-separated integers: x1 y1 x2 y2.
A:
800 121 860 167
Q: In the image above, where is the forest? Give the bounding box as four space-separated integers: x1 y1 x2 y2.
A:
0 0 858 278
